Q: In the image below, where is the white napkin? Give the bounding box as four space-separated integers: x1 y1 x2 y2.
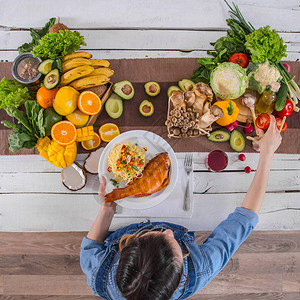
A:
115 158 194 218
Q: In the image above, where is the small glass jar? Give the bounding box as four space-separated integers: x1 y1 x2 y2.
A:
12 53 42 86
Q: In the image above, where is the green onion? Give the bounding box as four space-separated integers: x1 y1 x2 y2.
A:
132 165 139 171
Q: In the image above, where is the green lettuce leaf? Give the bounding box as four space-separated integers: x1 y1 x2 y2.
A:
0 77 32 110
31 30 86 59
245 26 287 63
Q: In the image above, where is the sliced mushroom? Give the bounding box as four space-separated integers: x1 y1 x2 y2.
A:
202 100 211 115
170 91 185 107
61 162 87 191
198 105 224 129
184 91 195 106
193 82 214 115
193 93 206 115
83 147 104 174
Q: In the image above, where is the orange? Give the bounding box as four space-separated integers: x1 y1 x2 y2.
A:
51 121 77 146
78 91 102 115
99 123 120 142
36 86 59 109
81 132 101 150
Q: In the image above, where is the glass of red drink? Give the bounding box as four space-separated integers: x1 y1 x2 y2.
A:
205 150 228 172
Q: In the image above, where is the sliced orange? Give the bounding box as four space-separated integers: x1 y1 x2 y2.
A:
51 121 77 146
81 132 101 150
99 123 120 142
78 91 102 115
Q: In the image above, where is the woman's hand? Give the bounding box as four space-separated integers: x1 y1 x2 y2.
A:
86 176 116 241
256 115 282 156
98 176 117 212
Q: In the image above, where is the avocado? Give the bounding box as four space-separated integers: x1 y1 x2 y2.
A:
139 100 154 117
44 69 59 89
144 81 160 96
38 59 54 75
178 79 195 92
105 93 123 119
230 130 245 152
167 86 181 98
208 130 230 142
43 108 63 135
112 80 134 100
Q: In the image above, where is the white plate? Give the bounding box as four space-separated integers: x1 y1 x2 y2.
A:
98 130 178 209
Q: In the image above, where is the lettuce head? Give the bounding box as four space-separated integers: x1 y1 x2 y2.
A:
210 62 248 99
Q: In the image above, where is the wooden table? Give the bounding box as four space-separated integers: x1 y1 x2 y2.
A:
0 0 299 232
0 1 300 299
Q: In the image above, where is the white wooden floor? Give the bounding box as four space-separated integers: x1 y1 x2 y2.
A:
0 0 299 232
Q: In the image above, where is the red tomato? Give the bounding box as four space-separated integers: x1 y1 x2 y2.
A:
275 99 294 118
255 113 270 129
228 53 249 68
275 117 287 132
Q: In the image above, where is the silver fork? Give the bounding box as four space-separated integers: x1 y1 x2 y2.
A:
183 153 193 211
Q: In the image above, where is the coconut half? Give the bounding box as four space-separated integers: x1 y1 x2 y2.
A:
61 162 87 191
83 147 104 174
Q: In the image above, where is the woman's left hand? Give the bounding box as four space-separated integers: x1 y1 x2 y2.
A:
98 176 117 211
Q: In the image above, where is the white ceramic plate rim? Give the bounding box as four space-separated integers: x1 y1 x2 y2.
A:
98 130 178 209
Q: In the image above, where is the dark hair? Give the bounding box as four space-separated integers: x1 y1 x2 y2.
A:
116 231 183 300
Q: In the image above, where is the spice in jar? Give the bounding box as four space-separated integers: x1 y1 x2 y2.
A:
16 57 40 81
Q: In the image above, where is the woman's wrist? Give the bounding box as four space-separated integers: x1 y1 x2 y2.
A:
100 205 116 216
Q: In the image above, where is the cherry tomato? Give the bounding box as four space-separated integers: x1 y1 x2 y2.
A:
275 99 294 118
255 113 270 129
275 117 287 132
228 53 249 68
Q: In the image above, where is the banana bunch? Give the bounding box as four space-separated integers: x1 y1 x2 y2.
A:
60 52 114 90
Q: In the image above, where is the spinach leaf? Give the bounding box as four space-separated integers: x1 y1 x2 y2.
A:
5 107 34 136
37 108 45 137
23 140 38 149
25 100 40 135
18 18 56 54
1 120 18 131
8 132 32 152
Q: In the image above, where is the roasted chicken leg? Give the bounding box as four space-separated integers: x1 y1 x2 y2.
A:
105 152 171 202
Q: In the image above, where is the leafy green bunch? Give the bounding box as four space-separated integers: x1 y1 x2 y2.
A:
18 18 56 54
245 26 287 63
0 77 32 110
1 101 45 152
31 30 86 59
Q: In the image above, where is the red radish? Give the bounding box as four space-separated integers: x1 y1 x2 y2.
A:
243 119 254 134
225 121 238 132
239 154 246 161
282 63 291 73
244 166 251 173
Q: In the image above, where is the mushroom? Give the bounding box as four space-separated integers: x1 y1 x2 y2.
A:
202 100 211 115
61 162 87 191
198 105 224 129
193 82 214 115
184 91 195 106
173 128 181 136
241 93 258 131
170 91 185 107
83 147 104 174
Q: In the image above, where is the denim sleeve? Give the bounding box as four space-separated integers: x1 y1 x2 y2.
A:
199 207 258 279
80 237 107 296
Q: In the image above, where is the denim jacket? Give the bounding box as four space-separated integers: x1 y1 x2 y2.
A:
80 207 258 299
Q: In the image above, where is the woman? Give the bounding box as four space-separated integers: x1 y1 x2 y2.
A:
80 115 282 300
